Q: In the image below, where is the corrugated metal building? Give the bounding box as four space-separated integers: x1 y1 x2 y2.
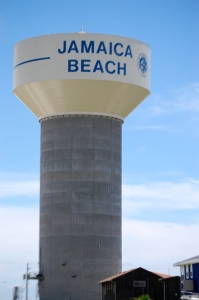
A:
99 267 180 300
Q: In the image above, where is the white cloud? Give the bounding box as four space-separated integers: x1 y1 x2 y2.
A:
149 82 199 116
122 179 199 214
0 171 39 298
0 205 39 299
0 206 39 263
131 125 166 130
0 202 198 296
0 173 39 199
1 172 198 292
172 82 199 113
122 218 199 276
158 171 185 177
125 82 199 133
2 205 194 280
149 104 166 116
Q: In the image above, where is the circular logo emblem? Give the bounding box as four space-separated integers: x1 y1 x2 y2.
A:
137 53 148 77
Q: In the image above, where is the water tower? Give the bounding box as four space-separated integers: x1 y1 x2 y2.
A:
13 33 150 300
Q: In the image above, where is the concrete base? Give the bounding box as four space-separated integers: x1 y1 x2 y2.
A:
39 116 122 300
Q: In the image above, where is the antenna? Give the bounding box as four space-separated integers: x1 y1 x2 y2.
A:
79 22 86 33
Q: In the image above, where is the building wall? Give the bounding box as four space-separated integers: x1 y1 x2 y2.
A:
181 263 199 293
193 263 199 293
39 116 122 300
164 277 181 300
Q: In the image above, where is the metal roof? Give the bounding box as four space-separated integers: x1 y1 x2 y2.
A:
173 255 199 267
98 267 171 284
152 271 171 279
98 269 134 284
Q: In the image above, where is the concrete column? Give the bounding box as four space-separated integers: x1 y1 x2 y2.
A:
39 116 122 300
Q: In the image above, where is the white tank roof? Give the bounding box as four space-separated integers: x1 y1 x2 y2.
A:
173 255 199 267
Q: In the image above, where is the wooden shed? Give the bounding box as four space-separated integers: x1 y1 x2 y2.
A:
99 267 180 300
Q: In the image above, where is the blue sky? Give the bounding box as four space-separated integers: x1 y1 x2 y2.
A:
0 0 199 299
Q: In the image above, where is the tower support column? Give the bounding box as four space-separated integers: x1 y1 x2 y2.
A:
39 115 122 300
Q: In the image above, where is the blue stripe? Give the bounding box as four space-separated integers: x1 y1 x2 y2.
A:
14 57 50 68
